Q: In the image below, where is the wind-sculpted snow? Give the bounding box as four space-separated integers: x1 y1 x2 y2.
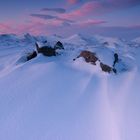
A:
0 33 140 140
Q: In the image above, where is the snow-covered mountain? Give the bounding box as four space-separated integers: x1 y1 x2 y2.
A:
0 33 140 140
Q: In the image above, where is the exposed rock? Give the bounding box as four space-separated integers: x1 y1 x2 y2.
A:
16 50 37 64
35 43 56 56
100 62 112 73
43 40 47 44
100 62 116 73
27 51 37 61
113 53 119 67
73 50 98 65
54 41 64 50
103 42 109 46
74 50 118 74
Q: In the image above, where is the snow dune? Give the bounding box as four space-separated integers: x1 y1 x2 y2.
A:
0 34 140 140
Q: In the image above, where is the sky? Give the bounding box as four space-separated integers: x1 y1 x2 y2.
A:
0 0 140 39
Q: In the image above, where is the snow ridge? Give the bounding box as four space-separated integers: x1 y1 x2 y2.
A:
0 33 140 140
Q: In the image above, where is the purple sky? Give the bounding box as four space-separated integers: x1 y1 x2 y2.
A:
0 0 140 39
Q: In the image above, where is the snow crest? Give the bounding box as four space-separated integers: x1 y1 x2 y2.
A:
0 34 140 140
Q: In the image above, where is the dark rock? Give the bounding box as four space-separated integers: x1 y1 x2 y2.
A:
103 42 109 46
100 62 113 73
35 43 56 56
27 51 37 61
113 53 119 67
54 41 64 50
43 40 47 44
112 68 117 74
73 50 98 65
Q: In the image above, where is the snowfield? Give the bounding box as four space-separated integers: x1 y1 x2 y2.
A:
0 33 140 140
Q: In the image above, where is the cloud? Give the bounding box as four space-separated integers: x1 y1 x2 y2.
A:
0 17 106 35
0 20 139 39
30 13 75 23
1 0 139 38
63 0 140 21
107 0 140 8
30 14 58 20
0 23 15 34
67 0 94 5
62 1 103 20
0 23 10 30
41 8 66 13
62 22 71 26
63 19 106 28
68 0 81 5
0 21 49 35
78 20 106 26
80 0 140 8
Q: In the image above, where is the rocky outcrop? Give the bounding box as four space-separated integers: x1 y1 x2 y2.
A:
35 41 64 56
73 50 98 65
113 53 119 67
100 62 112 73
74 50 117 74
54 41 64 50
100 62 116 73
35 43 56 56
16 50 37 64
27 51 37 61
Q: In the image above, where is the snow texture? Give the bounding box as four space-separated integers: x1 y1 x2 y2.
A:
0 33 140 140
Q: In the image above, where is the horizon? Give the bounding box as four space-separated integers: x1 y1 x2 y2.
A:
0 0 140 39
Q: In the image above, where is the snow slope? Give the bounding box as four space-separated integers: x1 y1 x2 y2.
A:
133 37 140 43
0 34 140 140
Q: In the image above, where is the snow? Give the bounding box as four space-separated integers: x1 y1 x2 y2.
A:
133 37 140 43
0 33 140 140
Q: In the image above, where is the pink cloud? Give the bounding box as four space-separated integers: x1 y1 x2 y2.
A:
64 0 139 21
68 0 80 5
0 17 69 35
0 21 47 35
0 18 105 36
0 23 15 34
62 1 104 20
78 19 106 27
0 2 106 36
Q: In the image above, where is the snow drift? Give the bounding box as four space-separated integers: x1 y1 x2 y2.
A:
0 33 140 140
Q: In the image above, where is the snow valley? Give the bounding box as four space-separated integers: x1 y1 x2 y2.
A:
0 33 140 140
